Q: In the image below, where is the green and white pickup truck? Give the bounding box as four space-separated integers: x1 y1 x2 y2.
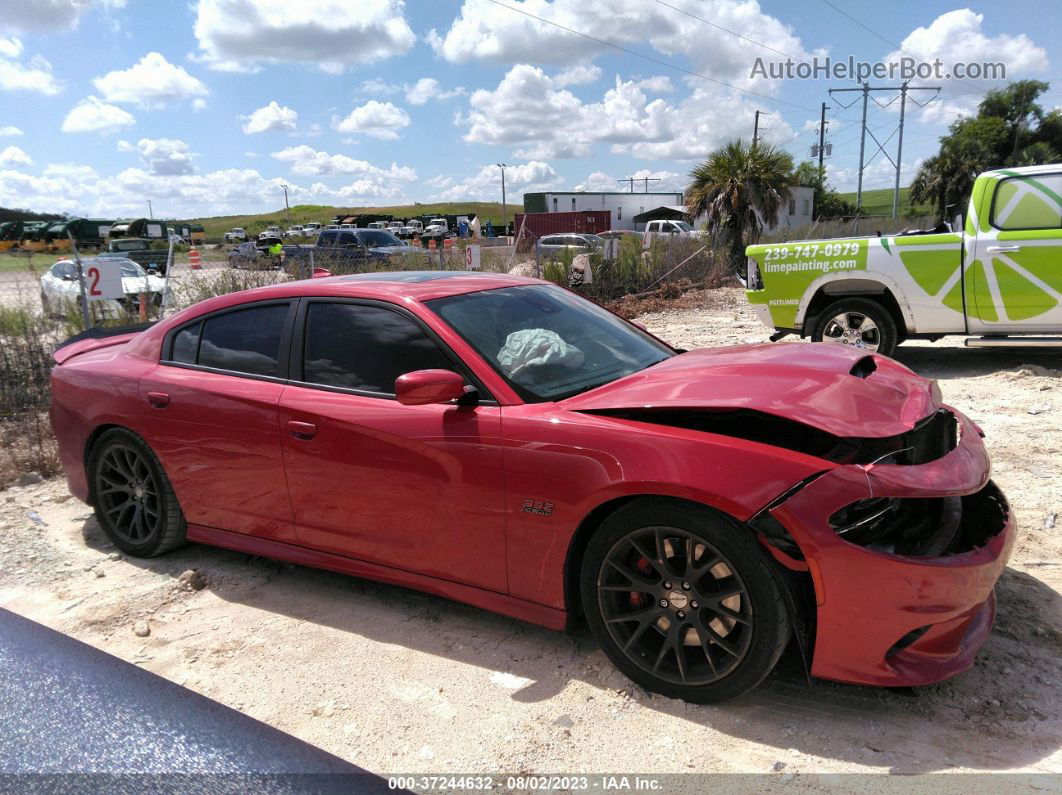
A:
745 164 1062 356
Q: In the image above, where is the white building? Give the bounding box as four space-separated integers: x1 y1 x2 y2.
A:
523 191 685 231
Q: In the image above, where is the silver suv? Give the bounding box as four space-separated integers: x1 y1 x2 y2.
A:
536 233 604 253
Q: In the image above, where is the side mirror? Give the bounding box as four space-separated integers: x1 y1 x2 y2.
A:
395 369 467 406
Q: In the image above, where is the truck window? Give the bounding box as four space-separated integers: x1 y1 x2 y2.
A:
991 173 1062 230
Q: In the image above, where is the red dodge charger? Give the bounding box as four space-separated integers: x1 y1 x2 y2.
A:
50 272 1015 702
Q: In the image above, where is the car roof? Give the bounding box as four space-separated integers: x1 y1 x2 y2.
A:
170 271 549 310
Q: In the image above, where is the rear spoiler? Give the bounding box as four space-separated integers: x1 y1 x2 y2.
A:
53 321 154 365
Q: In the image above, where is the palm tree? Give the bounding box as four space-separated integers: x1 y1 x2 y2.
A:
686 140 794 275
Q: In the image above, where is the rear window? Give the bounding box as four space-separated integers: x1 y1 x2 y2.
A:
170 304 289 377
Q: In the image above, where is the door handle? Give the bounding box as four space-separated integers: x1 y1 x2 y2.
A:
287 420 317 440
146 391 170 409
986 245 1021 253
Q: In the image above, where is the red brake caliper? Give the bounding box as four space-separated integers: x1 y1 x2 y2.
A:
629 556 652 607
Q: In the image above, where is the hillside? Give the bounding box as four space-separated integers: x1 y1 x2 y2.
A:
189 202 524 239
837 187 935 218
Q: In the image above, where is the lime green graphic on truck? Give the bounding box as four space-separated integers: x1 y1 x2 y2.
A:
745 164 1062 351
746 239 868 327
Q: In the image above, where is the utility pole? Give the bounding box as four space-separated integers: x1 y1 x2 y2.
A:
829 82 939 216
281 184 291 228
496 163 507 231
147 200 153 219
892 84 908 219
817 102 829 178
752 110 768 145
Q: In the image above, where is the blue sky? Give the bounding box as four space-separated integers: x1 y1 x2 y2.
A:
0 0 1059 219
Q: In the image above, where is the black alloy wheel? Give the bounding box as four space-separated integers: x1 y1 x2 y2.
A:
90 429 186 556
582 501 791 703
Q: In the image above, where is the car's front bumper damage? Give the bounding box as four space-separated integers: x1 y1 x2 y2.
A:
767 407 1015 687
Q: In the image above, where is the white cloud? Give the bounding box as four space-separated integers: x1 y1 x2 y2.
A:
460 64 793 161
0 0 125 34
889 10 1050 119
332 100 410 139
0 145 32 166
0 35 22 59
130 138 196 176
93 52 208 107
270 145 416 181
0 126 23 136
432 161 562 202
635 76 674 93
192 98 208 112
0 160 412 217
192 0 415 73
553 64 602 87
430 0 810 85
61 96 136 133
426 174 453 189
404 77 466 105
574 168 686 193
0 41 61 95
242 101 298 134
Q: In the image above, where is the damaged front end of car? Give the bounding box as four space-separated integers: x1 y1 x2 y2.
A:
750 408 1014 687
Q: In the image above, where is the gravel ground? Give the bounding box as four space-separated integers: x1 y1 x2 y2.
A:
0 287 1059 780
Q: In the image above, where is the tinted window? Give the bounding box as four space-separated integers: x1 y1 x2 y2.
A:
355 230 402 247
337 231 359 246
319 230 338 247
303 303 454 394
197 304 289 377
171 321 201 364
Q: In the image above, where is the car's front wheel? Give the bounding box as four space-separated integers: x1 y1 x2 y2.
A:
581 500 791 703
89 428 186 557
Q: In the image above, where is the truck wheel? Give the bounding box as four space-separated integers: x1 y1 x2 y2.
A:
812 297 898 357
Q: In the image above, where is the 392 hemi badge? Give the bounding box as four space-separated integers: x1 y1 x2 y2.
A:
521 499 554 516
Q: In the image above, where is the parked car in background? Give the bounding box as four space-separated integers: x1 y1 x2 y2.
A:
284 228 428 267
228 241 269 269
302 223 322 238
284 226 305 238
367 221 388 231
599 230 644 242
536 233 605 254
224 228 247 243
644 220 696 237
41 257 165 319
99 238 169 272
387 221 403 234
50 272 1014 704
259 226 282 241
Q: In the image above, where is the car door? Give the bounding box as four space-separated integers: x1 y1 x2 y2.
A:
277 298 508 593
968 170 1062 331
137 300 298 543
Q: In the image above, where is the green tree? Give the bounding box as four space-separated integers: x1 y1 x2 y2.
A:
791 161 858 220
686 140 794 274
910 79 1058 220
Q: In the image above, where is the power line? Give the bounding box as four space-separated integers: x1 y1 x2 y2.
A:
649 0 798 61
483 0 818 112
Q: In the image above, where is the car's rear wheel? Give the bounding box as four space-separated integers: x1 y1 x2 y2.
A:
581 500 790 703
811 297 898 356
89 429 185 557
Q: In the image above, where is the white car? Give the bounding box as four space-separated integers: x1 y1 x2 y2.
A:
643 219 697 238
284 225 305 238
223 227 247 243
302 222 322 238
40 258 166 319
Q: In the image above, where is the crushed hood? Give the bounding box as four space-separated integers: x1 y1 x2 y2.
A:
561 343 941 438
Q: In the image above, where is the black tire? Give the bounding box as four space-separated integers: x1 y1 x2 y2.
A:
88 428 186 557
811 297 898 357
581 500 790 703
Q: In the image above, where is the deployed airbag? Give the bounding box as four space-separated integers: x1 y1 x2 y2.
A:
498 329 584 384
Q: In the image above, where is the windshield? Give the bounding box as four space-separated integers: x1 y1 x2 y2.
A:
673 221 693 232
355 230 403 247
428 284 673 402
